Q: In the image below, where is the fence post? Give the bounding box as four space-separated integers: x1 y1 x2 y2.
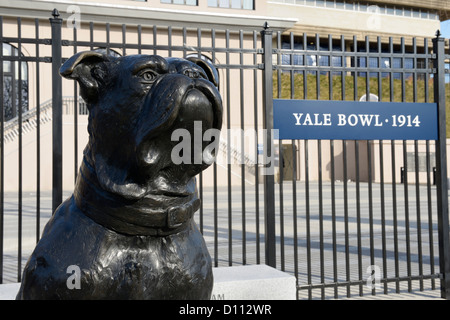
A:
261 23 276 268
433 33 450 300
50 9 63 213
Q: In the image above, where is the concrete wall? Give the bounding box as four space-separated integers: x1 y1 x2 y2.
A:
2 115 88 192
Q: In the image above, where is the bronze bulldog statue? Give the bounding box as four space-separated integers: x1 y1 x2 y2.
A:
16 51 222 300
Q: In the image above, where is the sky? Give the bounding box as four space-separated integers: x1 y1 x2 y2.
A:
442 19 450 38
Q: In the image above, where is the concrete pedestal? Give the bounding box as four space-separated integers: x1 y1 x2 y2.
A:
211 265 296 300
0 283 19 300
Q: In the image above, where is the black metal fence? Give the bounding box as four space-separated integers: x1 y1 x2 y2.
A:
1 10 450 300
270 31 450 299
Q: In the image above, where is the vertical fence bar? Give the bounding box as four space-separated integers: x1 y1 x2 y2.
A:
391 139 400 293
303 34 312 296
424 38 436 291
305 140 312 299
0 16 3 285
414 139 424 291
253 30 261 265
89 22 94 51
303 33 307 99
318 140 324 299
212 28 219 268
50 9 63 214
364 36 374 297
261 23 276 268
182 27 187 58
368 139 375 296
279 140 284 271
226 29 232 266
17 17 23 282
401 37 413 293
239 30 247 265
432 34 450 300
353 36 363 296
290 32 299 296
426 140 436 290
328 34 338 298
343 139 350 298
122 24 126 56
341 35 351 298
73 25 78 185
328 34 333 100
168 26 172 58
35 19 41 244
388 37 401 294
355 139 363 296
316 34 320 100
292 140 299 296
377 36 388 295
330 139 337 299
316 33 324 299
403 140 412 293
353 36 358 101
197 28 204 235
106 23 110 55
276 31 284 272
137 25 142 55
379 139 387 294
153 26 157 55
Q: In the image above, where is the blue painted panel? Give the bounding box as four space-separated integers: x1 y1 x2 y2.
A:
273 99 438 140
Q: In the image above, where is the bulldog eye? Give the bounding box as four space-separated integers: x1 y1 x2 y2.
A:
139 70 158 83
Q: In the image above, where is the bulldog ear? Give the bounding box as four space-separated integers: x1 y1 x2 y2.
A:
60 50 110 103
186 56 220 89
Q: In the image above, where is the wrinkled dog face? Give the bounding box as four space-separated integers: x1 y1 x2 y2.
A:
60 51 222 202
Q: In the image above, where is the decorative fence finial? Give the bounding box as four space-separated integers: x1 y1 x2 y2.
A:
52 8 60 19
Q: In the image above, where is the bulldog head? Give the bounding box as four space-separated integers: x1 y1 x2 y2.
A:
60 51 222 235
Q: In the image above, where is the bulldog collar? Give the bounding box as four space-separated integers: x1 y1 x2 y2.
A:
73 158 200 237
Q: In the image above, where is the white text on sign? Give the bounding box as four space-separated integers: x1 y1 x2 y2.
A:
293 113 421 128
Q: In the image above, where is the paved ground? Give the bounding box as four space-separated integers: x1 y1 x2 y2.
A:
0 180 447 300
199 180 444 300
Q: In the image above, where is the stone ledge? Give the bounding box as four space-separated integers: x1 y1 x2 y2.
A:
0 283 19 300
0 265 297 300
211 265 297 300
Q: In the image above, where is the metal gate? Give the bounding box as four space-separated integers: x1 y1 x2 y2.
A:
0 10 450 300
268 30 450 299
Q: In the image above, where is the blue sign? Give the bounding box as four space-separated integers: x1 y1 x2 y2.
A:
273 99 438 140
